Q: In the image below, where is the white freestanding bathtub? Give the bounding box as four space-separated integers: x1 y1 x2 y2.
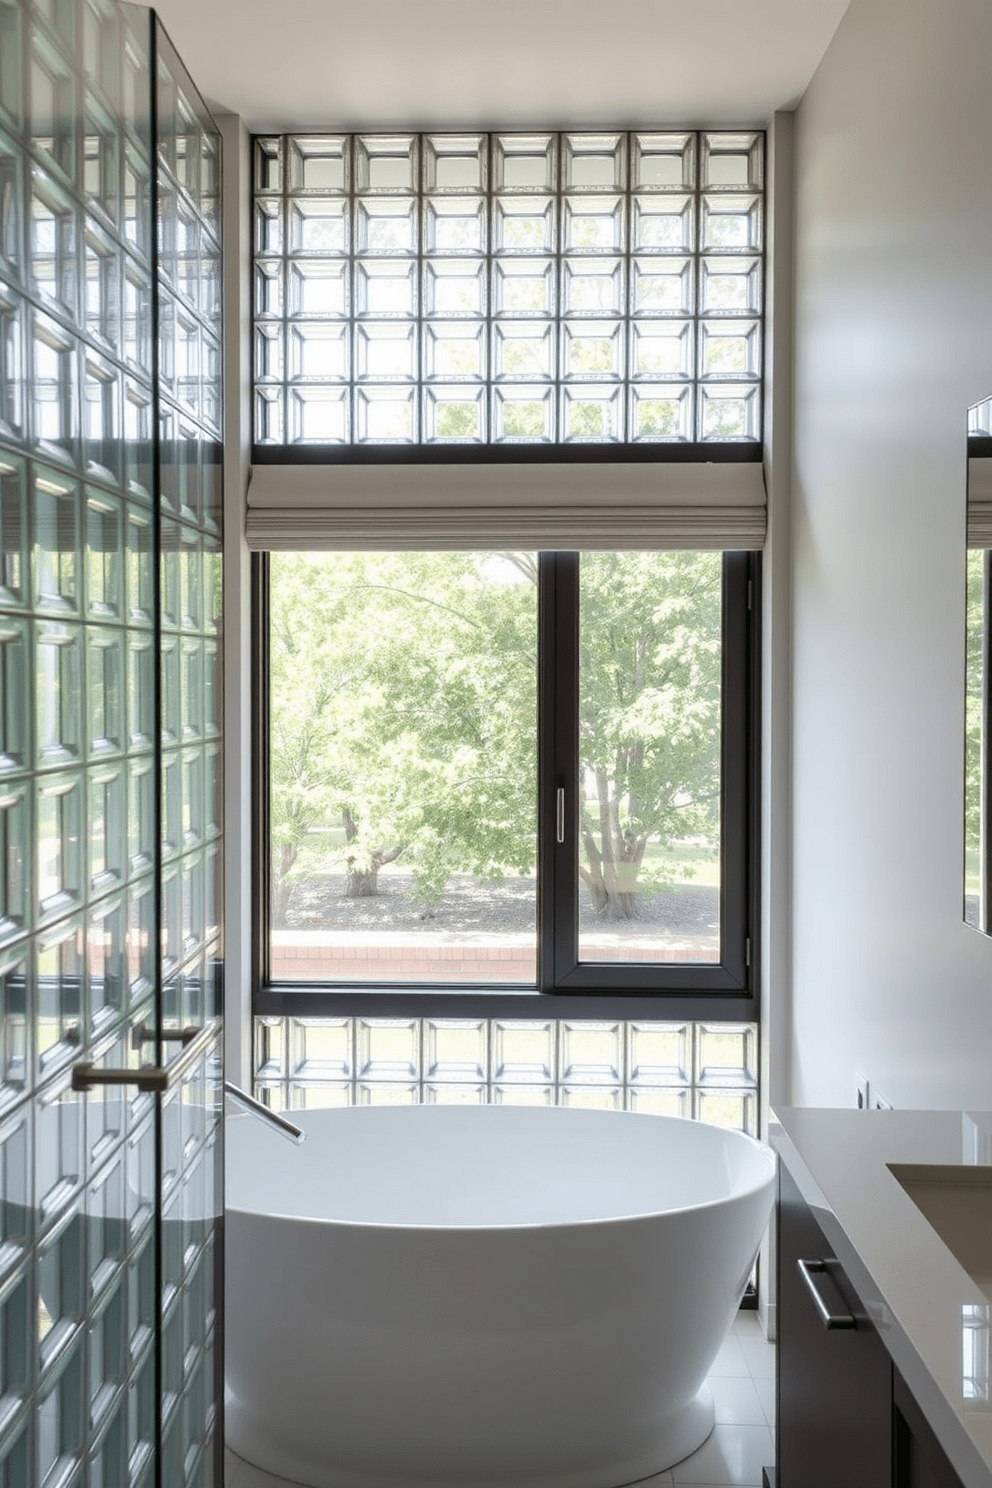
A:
225 1105 775 1488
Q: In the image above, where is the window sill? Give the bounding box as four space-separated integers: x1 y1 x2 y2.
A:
255 983 757 1022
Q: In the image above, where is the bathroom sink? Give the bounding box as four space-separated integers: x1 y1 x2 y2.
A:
889 1164 992 1298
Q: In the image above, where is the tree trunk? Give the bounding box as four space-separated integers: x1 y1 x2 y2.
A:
273 843 297 925
346 867 380 898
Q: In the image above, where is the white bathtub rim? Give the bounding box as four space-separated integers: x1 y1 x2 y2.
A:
225 1383 716 1488
226 1107 775 1233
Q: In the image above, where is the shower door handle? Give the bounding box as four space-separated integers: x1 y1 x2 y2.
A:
71 1020 218 1094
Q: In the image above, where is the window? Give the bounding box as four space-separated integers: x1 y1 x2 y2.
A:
255 547 757 1011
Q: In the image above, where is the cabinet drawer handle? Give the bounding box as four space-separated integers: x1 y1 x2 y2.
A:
797 1258 856 1330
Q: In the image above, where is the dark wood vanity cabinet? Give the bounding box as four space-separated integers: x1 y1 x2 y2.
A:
777 1165 968 1488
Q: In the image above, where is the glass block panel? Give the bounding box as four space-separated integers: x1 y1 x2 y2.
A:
181 640 203 738
84 491 123 622
0 3 23 133
491 1083 554 1107
424 385 485 442
631 132 695 191
122 141 150 261
287 1083 351 1110
126 759 153 875
81 0 121 112
254 1018 286 1081
492 384 555 442
356 199 417 256
126 633 154 752
36 622 82 766
627 1086 691 1118
86 892 125 1034
356 1019 419 1082
254 137 283 194
423 260 485 318
36 773 82 921
696 1087 756 1135
125 879 153 1002
355 260 415 318
0 1108 30 1280
701 193 763 252
0 782 29 943
632 194 694 254
355 386 416 443
629 1023 692 1084
123 379 153 502
0 948 27 1110
36 1331 84 1486
424 1083 486 1105
354 135 417 194
0 285 23 444
424 322 485 380
695 1022 757 1085
563 133 625 191
33 467 78 614
36 917 83 1078
356 1082 418 1106
288 259 348 318
286 198 348 259
29 165 78 319
700 255 763 317
86 1148 127 1298
0 618 28 772
492 258 555 318
699 318 762 380
0 457 25 610
562 257 623 316
88 762 125 889
492 323 554 382
561 321 624 380
160 749 180 859
288 385 348 444
424 197 486 255
493 134 555 193
423 134 486 192
288 135 347 193
492 197 555 255
562 196 624 253
254 259 282 319
254 386 284 444
29 25 76 183
29 309 77 464
698 382 760 441
37 1202 83 1370
558 1022 624 1084
82 351 122 482
83 92 119 228
255 196 283 258
0 1265 31 1434
701 132 763 191
424 1021 487 1083
202 644 220 738
491 1021 555 1084
560 1085 623 1111
631 320 694 380
289 1018 351 1081
632 256 694 316
288 323 347 382
88 1281 126 1431
561 384 623 441
35 1075 83 1228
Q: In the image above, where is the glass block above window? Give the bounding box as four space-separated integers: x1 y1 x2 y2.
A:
252 131 764 446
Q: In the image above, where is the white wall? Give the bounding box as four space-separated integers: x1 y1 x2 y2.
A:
789 0 992 1108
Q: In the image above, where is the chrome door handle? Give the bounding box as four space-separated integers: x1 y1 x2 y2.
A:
797 1258 856 1330
72 1021 218 1094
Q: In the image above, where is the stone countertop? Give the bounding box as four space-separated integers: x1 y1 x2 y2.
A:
771 1107 992 1488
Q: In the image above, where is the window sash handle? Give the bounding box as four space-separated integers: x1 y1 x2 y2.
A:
556 785 565 844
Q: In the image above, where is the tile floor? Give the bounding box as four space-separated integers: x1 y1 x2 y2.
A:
224 1311 775 1488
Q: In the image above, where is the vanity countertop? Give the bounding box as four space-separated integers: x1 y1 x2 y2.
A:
771 1107 992 1488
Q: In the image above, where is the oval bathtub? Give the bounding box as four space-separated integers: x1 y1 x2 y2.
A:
225 1105 775 1488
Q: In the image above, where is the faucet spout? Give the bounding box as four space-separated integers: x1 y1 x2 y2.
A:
224 1081 306 1144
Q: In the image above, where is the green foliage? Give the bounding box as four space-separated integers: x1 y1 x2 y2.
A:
269 549 723 920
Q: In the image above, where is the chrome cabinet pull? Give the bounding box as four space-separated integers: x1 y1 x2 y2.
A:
71 1021 217 1094
797 1258 856 1330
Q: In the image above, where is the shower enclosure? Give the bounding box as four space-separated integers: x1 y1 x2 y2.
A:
0 1 224 1482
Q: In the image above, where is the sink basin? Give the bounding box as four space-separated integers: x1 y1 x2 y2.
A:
889 1164 992 1298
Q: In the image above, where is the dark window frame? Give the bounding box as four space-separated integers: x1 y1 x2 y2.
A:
252 545 760 1022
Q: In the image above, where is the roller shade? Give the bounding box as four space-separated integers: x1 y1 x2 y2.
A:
245 460 767 552
968 457 992 548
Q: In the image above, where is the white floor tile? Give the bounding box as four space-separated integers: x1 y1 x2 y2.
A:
706 1333 751 1378
707 1375 767 1427
753 1374 775 1426
670 1422 775 1486
731 1311 766 1339
738 1336 776 1380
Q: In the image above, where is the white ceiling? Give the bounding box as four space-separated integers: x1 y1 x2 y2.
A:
154 0 852 133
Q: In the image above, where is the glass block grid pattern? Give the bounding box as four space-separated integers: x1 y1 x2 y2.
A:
0 0 222 1483
254 1017 758 1134
252 131 764 446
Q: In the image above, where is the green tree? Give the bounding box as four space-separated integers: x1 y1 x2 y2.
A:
269 550 722 923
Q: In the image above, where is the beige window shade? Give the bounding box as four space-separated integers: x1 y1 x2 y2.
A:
968 458 992 548
245 461 767 551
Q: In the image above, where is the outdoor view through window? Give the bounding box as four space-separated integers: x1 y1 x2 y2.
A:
269 550 723 982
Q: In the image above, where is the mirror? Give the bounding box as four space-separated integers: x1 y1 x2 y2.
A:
965 397 992 929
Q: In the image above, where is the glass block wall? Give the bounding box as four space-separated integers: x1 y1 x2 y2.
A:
254 1017 758 1133
252 131 764 446
0 2 223 1484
